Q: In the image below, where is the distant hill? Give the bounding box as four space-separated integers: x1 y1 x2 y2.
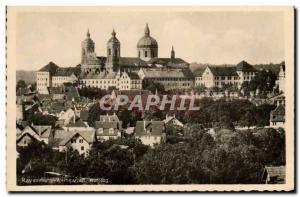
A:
16 70 36 84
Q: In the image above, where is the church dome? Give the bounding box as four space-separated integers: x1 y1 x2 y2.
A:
107 29 120 45
137 24 158 48
82 29 95 47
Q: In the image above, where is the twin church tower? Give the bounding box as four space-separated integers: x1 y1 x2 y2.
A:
80 24 175 74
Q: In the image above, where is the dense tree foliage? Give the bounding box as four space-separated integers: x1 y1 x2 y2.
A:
241 70 277 96
136 128 285 184
143 81 165 94
26 113 58 127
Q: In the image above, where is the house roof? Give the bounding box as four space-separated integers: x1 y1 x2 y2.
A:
66 116 88 127
264 166 285 183
38 62 59 73
147 57 188 67
99 114 120 122
94 121 120 136
119 57 149 67
208 66 238 76
53 67 80 77
127 72 141 80
17 125 44 143
236 61 257 72
59 130 95 146
81 71 118 79
31 125 52 138
142 68 194 79
135 121 165 136
271 105 285 116
193 67 206 77
270 105 285 122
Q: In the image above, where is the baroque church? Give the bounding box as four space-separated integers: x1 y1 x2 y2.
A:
80 23 189 74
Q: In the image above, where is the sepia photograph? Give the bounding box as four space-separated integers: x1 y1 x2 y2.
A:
6 6 294 192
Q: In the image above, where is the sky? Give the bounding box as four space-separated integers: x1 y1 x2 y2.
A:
15 9 285 70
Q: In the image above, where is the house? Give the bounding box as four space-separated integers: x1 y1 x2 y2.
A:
58 130 96 156
58 108 76 126
16 124 52 147
276 62 285 93
64 115 92 132
138 68 194 90
94 114 122 141
31 125 52 144
135 120 166 147
164 114 184 127
270 105 285 128
195 66 239 88
261 166 285 184
236 60 257 88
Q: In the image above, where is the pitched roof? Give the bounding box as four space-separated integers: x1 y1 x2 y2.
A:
236 61 257 72
38 62 59 73
264 166 285 183
193 67 206 77
81 70 118 79
271 105 285 116
31 125 52 138
99 114 120 122
142 68 194 79
94 121 120 136
135 121 165 136
53 67 80 77
270 105 285 122
66 116 88 127
127 72 141 80
147 57 188 67
17 125 43 143
59 130 95 146
208 66 238 76
119 57 148 67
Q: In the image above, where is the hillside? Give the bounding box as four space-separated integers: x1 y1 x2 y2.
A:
16 70 36 84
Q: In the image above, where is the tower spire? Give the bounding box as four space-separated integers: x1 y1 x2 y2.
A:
145 23 150 36
112 28 116 37
87 29 90 38
171 45 175 59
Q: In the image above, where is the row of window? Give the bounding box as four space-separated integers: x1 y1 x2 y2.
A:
70 138 84 143
37 72 48 76
37 78 48 81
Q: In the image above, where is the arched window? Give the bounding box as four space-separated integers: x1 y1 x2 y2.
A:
138 51 140 57
145 51 148 57
109 48 111 55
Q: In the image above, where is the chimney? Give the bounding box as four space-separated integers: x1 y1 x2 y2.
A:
143 120 146 131
73 115 75 124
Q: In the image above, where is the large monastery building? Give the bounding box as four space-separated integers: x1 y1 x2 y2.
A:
36 23 262 94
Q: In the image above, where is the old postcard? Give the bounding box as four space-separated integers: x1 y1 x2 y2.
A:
6 6 294 192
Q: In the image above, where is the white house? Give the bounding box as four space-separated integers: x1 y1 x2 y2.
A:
164 114 184 127
135 120 166 147
270 105 285 128
94 114 122 141
58 130 96 156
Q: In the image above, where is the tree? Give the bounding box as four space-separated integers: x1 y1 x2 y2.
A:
143 81 165 94
17 80 26 90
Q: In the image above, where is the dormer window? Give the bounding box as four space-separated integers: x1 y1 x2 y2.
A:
98 128 103 134
109 128 114 134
